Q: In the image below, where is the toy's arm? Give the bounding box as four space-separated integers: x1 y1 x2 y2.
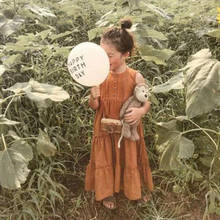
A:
120 96 134 119
136 72 151 116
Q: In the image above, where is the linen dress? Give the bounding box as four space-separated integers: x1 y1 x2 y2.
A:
85 67 154 201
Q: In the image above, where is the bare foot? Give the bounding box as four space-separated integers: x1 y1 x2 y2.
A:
102 196 116 210
142 193 151 202
137 193 151 205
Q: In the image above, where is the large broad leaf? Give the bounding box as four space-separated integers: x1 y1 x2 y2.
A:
146 28 167 41
56 1 82 18
0 15 24 37
5 33 42 52
0 115 20 125
0 140 33 189
0 65 6 76
49 30 77 41
5 79 70 106
200 147 220 178
3 54 23 68
88 27 105 41
153 72 184 93
156 120 195 170
206 29 220 39
25 4 56 18
43 45 72 58
36 130 57 157
182 49 220 118
206 190 220 215
143 3 172 20
139 45 175 65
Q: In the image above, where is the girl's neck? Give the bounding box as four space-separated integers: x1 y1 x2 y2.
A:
111 63 127 74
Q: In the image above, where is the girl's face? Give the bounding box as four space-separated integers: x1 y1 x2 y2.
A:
100 40 129 73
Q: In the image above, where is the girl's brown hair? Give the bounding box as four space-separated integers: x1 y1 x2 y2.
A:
101 19 135 56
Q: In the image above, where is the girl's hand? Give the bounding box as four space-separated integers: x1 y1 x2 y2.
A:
91 86 100 99
124 107 144 125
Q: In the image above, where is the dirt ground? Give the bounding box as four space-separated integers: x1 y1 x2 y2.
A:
59 174 220 220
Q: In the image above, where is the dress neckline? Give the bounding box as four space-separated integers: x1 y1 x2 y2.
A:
110 67 128 77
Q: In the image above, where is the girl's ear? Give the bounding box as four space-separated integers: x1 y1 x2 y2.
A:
123 51 130 59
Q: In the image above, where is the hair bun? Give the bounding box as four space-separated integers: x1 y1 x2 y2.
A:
121 19 132 29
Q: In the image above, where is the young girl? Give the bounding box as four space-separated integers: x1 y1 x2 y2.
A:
85 19 154 209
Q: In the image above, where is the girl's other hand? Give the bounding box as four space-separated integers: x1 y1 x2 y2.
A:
91 86 100 99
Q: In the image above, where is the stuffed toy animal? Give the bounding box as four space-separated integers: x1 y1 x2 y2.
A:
118 83 149 148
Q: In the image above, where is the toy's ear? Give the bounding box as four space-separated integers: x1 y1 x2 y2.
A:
134 83 146 94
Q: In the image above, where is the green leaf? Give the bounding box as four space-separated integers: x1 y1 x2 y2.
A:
56 1 82 17
158 133 182 170
5 33 42 52
156 120 195 170
49 30 76 41
25 4 56 18
153 72 184 93
0 65 6 76
5 79 70 106
159 133 194 170
140 45 175 65
206 190 220 215
206 29 220 39
0 15 24 37
22 207 36 220
0 115 20 125
175 116 189 121
182 49 220 118
8 130 21 140
178 136 195 159
146 28 167 41
44 45 72 58
36 130 57 157
37 29 51 40
49 189 64 203
0 140 33 189
143 3 172 20
88 27 104 41
3 54 22 68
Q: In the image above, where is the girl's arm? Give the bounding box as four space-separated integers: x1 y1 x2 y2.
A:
139 100 151 116
89 96 100 110
89 86 100 110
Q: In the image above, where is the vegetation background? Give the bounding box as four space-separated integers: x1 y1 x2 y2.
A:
0 0 219 219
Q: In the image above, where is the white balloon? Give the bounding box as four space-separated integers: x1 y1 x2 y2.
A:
67 42 110 87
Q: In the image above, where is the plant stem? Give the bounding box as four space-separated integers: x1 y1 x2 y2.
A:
9 137 38 146
1 134 7 150
188 119 219 151
186 119 219 180
2 93 26 116
182 128 219 151
181 128 219 136
13 0 16 13
1 93 25 105
3 95 15 117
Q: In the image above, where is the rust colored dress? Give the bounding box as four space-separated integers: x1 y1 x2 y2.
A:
85 67 154 201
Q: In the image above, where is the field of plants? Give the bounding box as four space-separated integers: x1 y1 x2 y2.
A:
0 0 220 219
